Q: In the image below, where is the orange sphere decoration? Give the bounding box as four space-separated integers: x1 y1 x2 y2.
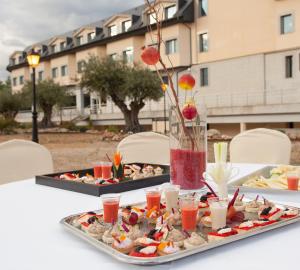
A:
141 47 160 65
178 74 195 90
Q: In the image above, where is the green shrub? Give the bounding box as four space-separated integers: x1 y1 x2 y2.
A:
107 125 119 133
0 118 19 134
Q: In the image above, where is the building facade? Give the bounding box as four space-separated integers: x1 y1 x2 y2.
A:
7 0 300 133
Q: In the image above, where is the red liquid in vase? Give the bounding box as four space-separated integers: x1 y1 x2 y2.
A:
170 149 206 190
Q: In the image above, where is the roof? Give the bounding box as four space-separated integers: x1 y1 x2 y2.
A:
7 0 194 71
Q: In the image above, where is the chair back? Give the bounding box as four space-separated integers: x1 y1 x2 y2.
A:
0 139 53 185
117 132 169 165
230 128 291 164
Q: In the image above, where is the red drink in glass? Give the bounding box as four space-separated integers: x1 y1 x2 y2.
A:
287 173 299 191
145 188 161 210
93 163 102 179
102 162 112 180
102 194 120 223
170 149 206 190
180 197 199 231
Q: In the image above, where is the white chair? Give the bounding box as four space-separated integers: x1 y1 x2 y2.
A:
230 128 291 164
0 139 54 185
117 132 169 165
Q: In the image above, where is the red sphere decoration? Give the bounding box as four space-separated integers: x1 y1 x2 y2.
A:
141 47 160 65
182 104 198 120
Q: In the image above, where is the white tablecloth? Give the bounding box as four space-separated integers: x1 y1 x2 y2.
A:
0 163 299 270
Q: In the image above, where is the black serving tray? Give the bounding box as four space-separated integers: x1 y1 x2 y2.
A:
35 164 170 196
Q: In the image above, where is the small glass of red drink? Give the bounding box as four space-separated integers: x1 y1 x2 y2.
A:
180 196 199 232
102 162 112 180
101 193 120 223
93 162 103 179
287 172 299 191
145 188 161 211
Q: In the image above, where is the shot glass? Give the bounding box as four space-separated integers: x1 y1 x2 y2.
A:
163 184 180 211
101 162 113 180
208 197 228 231
287 172 299 191
180 196 199 232
101 193 121 224
145 187 161 211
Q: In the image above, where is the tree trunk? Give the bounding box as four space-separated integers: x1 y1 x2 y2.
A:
40 106 54 128
109 94 144 133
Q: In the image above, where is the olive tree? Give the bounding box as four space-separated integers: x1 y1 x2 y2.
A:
23 79 69 128
81 56 162 132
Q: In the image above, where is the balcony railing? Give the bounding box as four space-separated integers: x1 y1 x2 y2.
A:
203 88 300 108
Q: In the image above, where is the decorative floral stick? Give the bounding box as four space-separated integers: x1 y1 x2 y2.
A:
143 0 195 150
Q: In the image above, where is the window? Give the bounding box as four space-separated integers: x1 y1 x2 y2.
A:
123 48 133 64
61 65 68 77
200 67 208 86
148 12 157 24
76 36 83 46
38 71 43 81
166 39 177 55
60 41 66 51
199 0 208 17
281 14 293 34
87 32 96 42
12 77 17 86
11 58 16 65
19 76 24 85
285 55 293 78
109 53 117 60
51 45 57 53
52 67 58 78
65 95 77 107
122 20 132 33
18 56 23 63
84 94 91 108
108 25 117 36
77 61 86 73
101 96 107 106
165 5 176 19
199 33 208 52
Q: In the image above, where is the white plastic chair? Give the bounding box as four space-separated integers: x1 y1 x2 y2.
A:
230 128 291 164
117 132 169 165
0 139 54 185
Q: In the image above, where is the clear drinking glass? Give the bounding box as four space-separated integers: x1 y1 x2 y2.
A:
93 161 103 179
287 172 299 191
101 193 120 224
163 184 180 211
169 101 207 190
208 197 228 230
101 162 112 180
145 187 161 210
180 196 199 232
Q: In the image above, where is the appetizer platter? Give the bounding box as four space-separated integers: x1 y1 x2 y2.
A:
229 165 300 194
36 162 169 196
60 186 300 265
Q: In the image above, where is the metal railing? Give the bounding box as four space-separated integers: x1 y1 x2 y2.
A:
203 88 300 108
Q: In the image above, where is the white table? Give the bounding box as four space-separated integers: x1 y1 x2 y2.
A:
0 164 299 270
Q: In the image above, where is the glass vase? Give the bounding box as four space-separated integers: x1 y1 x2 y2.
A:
169 101 207 190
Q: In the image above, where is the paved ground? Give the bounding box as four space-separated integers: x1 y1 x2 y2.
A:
0 133 299 172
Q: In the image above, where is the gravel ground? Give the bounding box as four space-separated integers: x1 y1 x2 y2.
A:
0 133 299 172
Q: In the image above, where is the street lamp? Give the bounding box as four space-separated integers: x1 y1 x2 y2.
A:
27 49 40 143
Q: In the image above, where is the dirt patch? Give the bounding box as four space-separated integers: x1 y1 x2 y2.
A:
0 133 299 172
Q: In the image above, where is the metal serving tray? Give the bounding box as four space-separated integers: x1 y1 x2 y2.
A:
36 164 169 197
228 166 300 195
60 198 300 265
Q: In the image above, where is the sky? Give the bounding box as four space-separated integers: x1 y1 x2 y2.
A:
0 0 143 81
